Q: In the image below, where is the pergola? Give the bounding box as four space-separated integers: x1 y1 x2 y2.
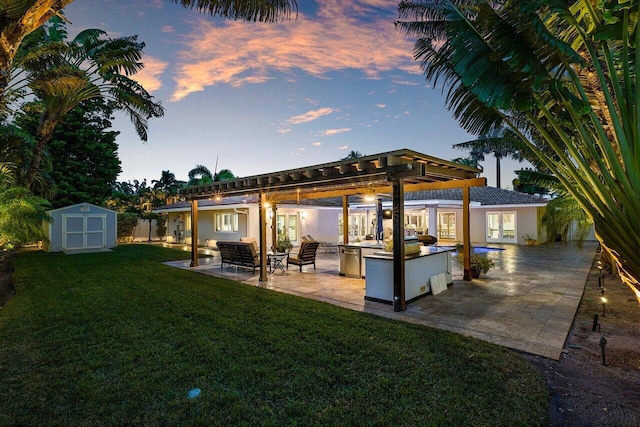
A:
181 148 485 311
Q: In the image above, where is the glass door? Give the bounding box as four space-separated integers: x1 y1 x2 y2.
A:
501 212 517 243
486 213 500 242
486 212 517 243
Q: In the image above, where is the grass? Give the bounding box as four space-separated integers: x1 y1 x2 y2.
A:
0 245 548 425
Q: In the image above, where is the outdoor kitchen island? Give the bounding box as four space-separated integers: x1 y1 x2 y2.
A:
363 246 453 304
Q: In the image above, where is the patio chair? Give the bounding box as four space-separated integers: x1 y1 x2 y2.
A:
288 241 320 272
305 234 338 254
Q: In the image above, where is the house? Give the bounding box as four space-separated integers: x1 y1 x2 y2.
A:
153 195 343 250
153 186 548 247
349 187 549 245
44 202 117 253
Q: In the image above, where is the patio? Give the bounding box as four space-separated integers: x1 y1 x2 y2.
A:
164 241 598 360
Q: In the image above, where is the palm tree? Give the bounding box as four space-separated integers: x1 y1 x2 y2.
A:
341 150 365 160
152 170 185 204
9 16 164 190
0 154 50 250
451 156 483 173
0 123 54 197
396 2 640 289
0 1 297 105
213 168 235 182
453 127 526 188
188 164 214 186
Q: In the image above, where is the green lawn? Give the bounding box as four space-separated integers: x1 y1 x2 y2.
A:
0 245 548 425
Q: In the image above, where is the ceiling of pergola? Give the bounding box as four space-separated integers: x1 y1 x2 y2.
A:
181 148 485 202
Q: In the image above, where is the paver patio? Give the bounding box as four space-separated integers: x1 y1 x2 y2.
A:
164 241 597 360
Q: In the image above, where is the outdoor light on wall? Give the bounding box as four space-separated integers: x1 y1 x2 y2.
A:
268 210 273 219
301 211 306 220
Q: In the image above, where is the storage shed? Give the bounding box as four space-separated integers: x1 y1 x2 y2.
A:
44 203 117 253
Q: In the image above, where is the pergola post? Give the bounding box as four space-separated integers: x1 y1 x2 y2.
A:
259 193 268 282
342 195 349 244
190 199 199 267
271 205 277 251
463 185 472 280
390 174 406 312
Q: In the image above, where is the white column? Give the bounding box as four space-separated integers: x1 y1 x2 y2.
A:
428 206 437 237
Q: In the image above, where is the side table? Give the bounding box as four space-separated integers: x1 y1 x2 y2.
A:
268 252 289 273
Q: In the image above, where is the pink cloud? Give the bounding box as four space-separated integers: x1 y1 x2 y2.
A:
171 0 419 101
285 107 335 125
133 56 168 93
321 128 351 136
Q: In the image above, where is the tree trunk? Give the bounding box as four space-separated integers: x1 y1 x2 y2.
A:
495 155 501 189
25 113 58 190
0 0 75 104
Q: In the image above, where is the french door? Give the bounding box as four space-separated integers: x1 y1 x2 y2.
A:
486 212 517 244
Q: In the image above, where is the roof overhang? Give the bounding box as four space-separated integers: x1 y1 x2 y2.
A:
181 148 486 202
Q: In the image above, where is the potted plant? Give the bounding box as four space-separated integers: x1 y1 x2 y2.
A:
454 244 495 278
522 233 536 246
275 235 293 253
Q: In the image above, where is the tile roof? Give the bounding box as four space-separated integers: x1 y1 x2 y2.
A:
154 187 547 211
153 195 344 211
405 187 548 205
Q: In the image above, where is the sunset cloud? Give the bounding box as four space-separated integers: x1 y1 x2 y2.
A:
321 128 351 136
285 107 335 125
171 1 419 101
133 56 168 93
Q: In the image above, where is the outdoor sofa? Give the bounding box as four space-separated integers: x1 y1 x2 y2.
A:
216 241 261 273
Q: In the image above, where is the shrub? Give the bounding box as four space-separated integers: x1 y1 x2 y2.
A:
117 212 139 242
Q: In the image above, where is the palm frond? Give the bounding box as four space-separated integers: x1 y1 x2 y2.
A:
171 0 297 22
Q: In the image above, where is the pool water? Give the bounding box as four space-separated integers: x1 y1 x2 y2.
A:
440 246 505 254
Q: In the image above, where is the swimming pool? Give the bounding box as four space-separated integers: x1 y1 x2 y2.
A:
440 246 505 254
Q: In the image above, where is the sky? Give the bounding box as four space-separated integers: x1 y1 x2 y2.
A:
63 0 527 189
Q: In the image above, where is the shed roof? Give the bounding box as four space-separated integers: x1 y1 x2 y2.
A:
46 202 116 214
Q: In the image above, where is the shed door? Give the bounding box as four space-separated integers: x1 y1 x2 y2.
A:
63 215 106 250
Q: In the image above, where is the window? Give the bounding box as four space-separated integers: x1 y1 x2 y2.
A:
277 214 298 241
215 213 238 232
438 212 456 240
338 213 369 241
405 211 426 233
287 214 298 241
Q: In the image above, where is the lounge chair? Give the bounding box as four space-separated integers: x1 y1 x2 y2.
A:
288 241 320 272
304 234 338 254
